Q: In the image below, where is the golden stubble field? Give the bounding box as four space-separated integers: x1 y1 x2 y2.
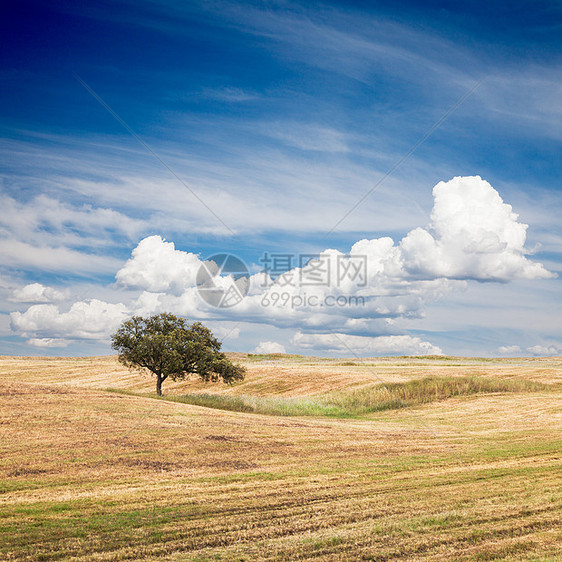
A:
0 354 561 561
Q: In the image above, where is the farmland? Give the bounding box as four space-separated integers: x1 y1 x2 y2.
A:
0 355 561 560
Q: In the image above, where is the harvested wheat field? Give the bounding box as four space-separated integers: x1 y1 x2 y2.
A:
0 355 561 561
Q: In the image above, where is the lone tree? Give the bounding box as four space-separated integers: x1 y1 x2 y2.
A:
111 313 245 395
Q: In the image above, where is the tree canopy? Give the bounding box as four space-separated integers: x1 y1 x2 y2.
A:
111 313 245 395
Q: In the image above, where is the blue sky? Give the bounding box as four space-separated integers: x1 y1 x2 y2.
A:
1 0 561 357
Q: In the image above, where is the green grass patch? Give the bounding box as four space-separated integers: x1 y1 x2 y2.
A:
323 375 550 415
246 353 297 361
156 393 352 418
108 375 552 419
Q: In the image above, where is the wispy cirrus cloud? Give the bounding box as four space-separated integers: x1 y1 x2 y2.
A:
0 185 146 276
0 241 123 276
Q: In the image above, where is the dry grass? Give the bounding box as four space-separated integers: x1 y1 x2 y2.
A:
129 375 553 419
0 355 561 560
1 354 561 394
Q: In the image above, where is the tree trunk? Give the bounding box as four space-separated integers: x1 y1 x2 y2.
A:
156 374 163 396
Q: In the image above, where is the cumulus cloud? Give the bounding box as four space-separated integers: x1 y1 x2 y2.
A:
526 344 562 356
120 239 463 337
292 332 442 356
116 236 203 295
400 176 554 281
11 300 128 341
10 283 68 303
497 345 522 355
9 177 554 355
254 341 287 354
109 177 549 328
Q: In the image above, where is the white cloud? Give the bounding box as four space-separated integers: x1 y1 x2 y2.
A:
214 2 472 88
10 300 128 341
10 283 68 303
26 338 70 348
25 142 425 236
9 177 554 355
0 240 122 274
0 275 13 290
497 345 522 355
292 332 442 356
0 192 145 274
114 177 549 328
478 72 562 142
203 86 259 102
400 176 554 281
254 341 286 354
0 192 143 243
266 123 350 152
116 235 203 294
527 344 562 356
212 325 240 341
212 3 562 143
